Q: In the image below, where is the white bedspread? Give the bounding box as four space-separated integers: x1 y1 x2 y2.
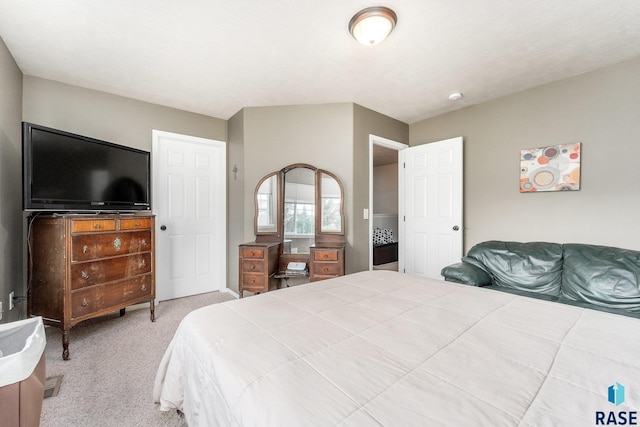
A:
153 270 640 426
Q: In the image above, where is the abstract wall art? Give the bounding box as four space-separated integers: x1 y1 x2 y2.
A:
520 142 581 192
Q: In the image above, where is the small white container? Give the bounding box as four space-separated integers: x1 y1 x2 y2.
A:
0 317 47 427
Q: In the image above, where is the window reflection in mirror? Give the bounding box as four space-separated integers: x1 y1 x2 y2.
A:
256 173 278 233
320 172 342 233
283 167 315 254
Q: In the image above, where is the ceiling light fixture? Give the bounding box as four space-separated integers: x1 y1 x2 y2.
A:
349 7 397 46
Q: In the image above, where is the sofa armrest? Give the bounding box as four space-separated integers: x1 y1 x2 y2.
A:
441 261 492 286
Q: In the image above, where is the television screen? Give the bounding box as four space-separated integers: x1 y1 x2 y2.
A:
23 122 151 211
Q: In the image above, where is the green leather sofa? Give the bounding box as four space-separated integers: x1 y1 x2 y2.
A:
441 241 640 318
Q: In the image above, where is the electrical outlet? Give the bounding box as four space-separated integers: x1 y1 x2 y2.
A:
9 292 14 311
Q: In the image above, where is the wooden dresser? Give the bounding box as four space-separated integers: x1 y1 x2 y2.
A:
28 214 156 360
309 245 345 282
238 242 280 298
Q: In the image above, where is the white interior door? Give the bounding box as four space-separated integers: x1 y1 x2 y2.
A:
400 137 463 279
153 130 226 301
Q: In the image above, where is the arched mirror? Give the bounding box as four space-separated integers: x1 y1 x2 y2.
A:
283 166 316 254
243 163 345 295
253 164 345 247
319 171 344 234
254 172 280 235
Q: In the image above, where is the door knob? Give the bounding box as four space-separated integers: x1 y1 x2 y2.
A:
452 225 460 231
160 225 167 231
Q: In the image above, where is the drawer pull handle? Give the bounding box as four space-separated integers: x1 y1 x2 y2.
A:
83 245 89 254
134 222 140 227
140 259 146 268
250 265 255 270
93 223 100 229
81 271 90 280
81 298 89 307
323 268 329 272
250 279 255 283
141 239 147 246
324 254 329 259
250 252 255 257
141 284 147 292
113 237 122 251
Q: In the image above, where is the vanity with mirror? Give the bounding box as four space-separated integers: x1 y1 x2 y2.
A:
239 163 346 298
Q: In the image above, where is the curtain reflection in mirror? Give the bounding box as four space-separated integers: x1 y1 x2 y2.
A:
321 173 342 233
256 174 278 233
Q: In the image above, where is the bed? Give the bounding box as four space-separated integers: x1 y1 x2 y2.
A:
153 270 640 426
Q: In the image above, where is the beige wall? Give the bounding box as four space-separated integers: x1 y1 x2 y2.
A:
353 104 408 272
227 109 244 293
373 163 399 214
23 76 227 151
410 57 640 252
228 103 408 293
231 104 352 293
21 77 231 289
0 37 23 322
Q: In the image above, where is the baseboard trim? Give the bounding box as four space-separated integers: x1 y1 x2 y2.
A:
222 288 239 299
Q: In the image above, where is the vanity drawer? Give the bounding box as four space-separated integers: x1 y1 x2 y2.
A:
71 231 152 261
242 248 265 259
242 259 265 274
310 246 344 282
70 253 152 290
313 262 339 276
241 273 266 290
314 250 338 261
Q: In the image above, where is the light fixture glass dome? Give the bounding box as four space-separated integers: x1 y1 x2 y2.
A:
349 7 397 46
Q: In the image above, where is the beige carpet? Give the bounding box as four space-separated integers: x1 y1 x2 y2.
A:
40 291 235 427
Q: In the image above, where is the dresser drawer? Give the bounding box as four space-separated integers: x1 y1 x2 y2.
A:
120 218 152 230
72 231 152 261
314 250 338 261
242 259 265 274
70 253 152 290
71 219 117 233
242 248 265 259
71 275 153 319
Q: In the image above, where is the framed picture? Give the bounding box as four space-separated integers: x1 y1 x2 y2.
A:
520 143 581 192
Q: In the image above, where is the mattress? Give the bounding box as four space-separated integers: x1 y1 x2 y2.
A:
153 270 640 426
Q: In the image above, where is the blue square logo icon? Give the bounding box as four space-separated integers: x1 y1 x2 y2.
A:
608 383 625 406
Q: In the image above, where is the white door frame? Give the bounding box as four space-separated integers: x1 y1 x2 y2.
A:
368 134 408 270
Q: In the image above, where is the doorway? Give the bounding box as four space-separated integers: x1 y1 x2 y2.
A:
369 135 408 271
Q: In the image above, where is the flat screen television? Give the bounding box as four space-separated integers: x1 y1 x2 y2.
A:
22 122 151 212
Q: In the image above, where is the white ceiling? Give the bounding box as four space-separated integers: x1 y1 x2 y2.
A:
1 1 640 124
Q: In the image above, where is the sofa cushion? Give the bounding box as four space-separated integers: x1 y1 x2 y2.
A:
466 241 563 296
561 244 640 312
441 260 492 286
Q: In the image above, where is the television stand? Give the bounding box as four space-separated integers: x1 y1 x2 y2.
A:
27 213 156 360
